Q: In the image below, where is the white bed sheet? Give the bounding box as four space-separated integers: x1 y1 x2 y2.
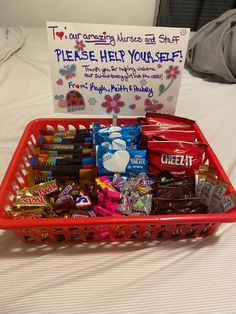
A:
0 28 236 314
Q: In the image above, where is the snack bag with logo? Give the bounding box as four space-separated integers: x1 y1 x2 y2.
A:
148 141 207 176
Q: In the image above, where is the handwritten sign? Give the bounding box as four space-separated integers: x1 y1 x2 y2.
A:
47 22 190 115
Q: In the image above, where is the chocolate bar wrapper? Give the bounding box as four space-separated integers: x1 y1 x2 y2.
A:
200 177 217 206
208 179 229 211
40 143 93 151
33 147 94 156
152 197 207 215
30 156 96 167
39 129 92 137
9 208 44 219
38 135 93 144
215 193 236 213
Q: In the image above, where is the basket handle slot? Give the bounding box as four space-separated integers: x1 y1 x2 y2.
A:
15 172 25 187
79 124 88 130
8 192 14 202
57 124 65 132
27 140 35 155
19 163 27 177
23 155 30 167
25 148 32 160
11 181 19 191
68 124 76 131
46 124 55 132
30 134 37 145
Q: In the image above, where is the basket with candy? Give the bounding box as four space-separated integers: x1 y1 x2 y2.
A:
0 114 235 243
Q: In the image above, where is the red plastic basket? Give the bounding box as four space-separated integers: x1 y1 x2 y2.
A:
0 117 235 243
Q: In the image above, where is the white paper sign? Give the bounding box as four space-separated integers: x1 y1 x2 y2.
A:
47 22 189 115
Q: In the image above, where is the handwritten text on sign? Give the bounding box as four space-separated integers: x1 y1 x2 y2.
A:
47 22 189 115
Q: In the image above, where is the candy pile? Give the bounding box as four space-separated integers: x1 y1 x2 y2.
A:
29 128 97 185
94 173 154 216
8 113 235 220
195 164 236 213
9 180 97 219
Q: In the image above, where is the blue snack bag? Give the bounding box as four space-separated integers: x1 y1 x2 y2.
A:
97 146 148 175
93 123 140 134
93 123 141 146
97 131 140 150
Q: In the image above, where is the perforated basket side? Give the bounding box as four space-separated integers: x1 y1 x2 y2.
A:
14 221 220 243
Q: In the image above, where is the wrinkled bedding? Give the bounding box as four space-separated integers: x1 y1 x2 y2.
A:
0 26 25 64
0 28 236 314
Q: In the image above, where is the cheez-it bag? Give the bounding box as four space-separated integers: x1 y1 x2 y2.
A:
148 141 207 176
145 113 195 128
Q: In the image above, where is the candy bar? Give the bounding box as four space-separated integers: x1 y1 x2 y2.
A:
25 180 59 197
96 176 122 200
71 214 90 218
39 143 93 151
93 205 122 216
34 148 94 157
208 179 229 211
195 165 217 197
39 129 92 137
30 156 96 167
215 193 236 213
9 209 44 219
152 197 208 215
54 194 75 214
75 195 92 208
13 195 49 209
38 136 93 144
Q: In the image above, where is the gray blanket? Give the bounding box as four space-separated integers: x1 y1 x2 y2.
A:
186 9 236 83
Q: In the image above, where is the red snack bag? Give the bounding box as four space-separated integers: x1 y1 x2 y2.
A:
142 129 197 148
145 113 195 129
148 141 207 176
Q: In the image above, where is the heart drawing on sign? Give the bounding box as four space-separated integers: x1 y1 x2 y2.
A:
56 79 63 85
135 95 141 101
56 31 64 40
129 104 136 110
103 31 107 35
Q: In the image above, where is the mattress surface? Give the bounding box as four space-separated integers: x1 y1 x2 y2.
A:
0 28 236 314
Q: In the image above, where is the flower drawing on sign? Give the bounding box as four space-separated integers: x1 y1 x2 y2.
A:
54 94 67 108
158 65 180 96
102 94 125 113
145 99 164 113
167 96 174 102
180 29 187 36
140 79 147 86
165 65 180 80
54 95 64 100
88 98 97 105
74 40 85 51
